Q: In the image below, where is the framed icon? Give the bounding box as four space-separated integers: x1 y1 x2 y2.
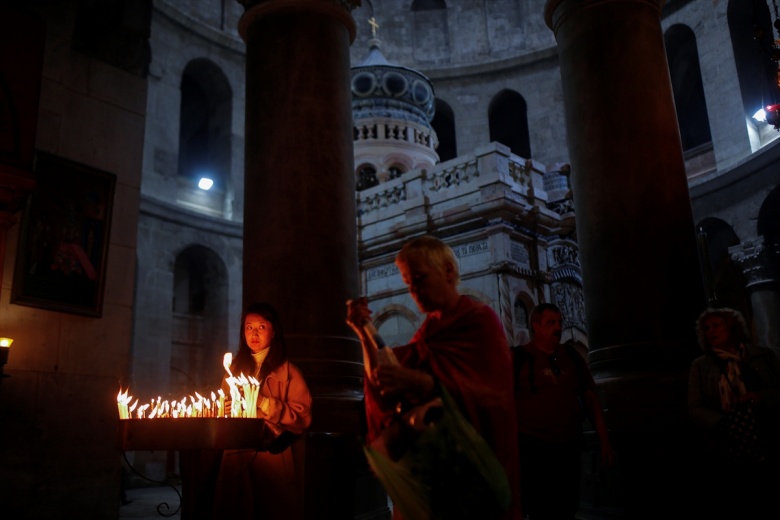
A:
12 151 116 317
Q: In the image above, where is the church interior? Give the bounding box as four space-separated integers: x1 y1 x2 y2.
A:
1 0 779 518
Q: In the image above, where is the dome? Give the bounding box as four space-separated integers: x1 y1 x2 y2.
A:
351 38 436 125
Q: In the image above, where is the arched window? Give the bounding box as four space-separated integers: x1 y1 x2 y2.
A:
697 218 749 315
171 245 230 394
432 99 457 162
356 164 379 191
757 185 780 240
178 59 233 218
514 298 528 330
377 312 416 347
512 295 532 346
388 164 406 180
488 89 531 158
727 0 779 118
665 24 712 151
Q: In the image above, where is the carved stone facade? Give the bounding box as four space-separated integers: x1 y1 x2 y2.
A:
729 236 780 288
355 140 579 349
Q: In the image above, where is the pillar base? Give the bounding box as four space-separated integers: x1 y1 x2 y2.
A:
303 432 390 520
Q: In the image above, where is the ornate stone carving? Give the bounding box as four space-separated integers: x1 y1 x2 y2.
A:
548 198 575 215
548 243 582 284
489 259 535 278
550 244 579 267
357 183 406 215
508 158 532 188
552 282 587 333
729 236 780 288
426 159 479 192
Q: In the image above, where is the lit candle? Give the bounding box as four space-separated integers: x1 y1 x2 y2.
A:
218 389 226 418
113 352 281 419
246 376 260 418
116 389 124 419
227 375 242 417
117 388 134 419
242 381 251 418
223 353 233 377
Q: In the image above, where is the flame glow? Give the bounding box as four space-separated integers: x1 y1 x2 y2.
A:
223 353 233 377
117 352 261 420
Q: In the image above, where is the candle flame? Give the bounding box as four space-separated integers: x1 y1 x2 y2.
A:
223 353 233 377
116 356 263 419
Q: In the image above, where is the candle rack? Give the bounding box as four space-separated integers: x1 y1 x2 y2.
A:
118 418 271 451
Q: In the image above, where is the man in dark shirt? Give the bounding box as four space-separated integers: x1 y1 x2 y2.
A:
513 303 614 520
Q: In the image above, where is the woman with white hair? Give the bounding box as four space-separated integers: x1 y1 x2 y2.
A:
346 235 522 520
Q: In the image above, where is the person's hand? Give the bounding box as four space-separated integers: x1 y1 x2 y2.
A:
739 391 761 406
346 297 372 335
373 364 435 405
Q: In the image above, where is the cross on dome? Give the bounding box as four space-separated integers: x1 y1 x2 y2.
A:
368 16 379 38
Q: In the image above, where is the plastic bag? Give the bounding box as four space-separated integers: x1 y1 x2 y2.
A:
363 385 511 520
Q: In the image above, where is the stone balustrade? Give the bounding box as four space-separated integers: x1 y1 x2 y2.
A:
356 142 572 256
354 117 438 151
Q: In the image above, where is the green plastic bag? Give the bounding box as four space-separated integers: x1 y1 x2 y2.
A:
363 385 511 520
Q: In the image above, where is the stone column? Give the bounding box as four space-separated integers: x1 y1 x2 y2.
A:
237 1 385 518
544 0 706 517
730 236 780 353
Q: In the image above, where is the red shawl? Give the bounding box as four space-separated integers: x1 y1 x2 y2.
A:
364 295 522 519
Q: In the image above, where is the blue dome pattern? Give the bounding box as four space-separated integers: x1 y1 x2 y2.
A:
351 39 436 126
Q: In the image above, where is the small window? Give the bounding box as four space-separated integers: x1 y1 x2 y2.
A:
432 99 457 162
356 165 379 191
514 298 528 329
388 165 406 180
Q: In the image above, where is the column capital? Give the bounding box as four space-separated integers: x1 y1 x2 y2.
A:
545 0 666 33
730 236 780 288
237 0 360 43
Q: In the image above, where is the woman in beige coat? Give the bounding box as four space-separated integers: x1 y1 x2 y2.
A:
213 302 313 520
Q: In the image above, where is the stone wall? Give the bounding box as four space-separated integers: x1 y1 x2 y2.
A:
0 3 146 518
